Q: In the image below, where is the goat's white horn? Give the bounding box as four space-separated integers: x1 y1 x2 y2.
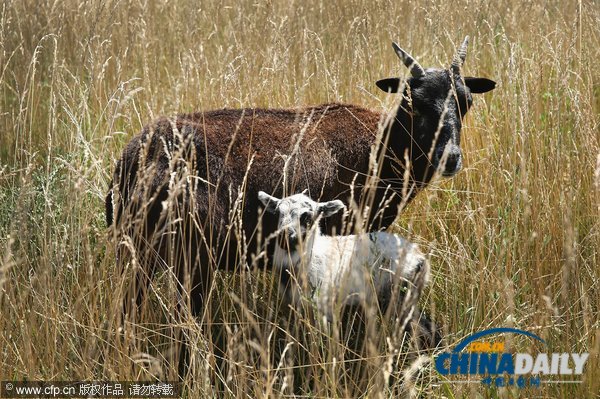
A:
451 36 469 73
392 42 425 78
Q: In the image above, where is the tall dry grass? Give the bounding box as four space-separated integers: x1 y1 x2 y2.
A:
0 0 598 397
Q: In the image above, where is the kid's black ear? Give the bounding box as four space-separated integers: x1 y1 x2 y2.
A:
464 77 496 94
376 78 401 93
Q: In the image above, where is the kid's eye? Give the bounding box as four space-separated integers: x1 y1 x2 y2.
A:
299 212 312 226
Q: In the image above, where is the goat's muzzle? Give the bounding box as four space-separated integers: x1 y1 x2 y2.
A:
277 229 299 250
436 145 462 177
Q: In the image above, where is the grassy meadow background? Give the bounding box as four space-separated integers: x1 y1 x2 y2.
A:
0 0 598 397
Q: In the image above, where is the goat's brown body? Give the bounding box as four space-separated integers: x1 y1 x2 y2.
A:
109 103 422 311
108 104 398 264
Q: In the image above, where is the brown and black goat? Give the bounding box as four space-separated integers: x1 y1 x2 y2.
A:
106 36 495 333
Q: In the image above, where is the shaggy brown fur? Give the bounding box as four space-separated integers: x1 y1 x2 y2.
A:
108 104 384 309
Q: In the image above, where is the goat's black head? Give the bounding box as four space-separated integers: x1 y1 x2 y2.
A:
376 36 496 180
258 191 344 250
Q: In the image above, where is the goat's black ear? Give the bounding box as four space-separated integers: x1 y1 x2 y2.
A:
465 77 496 94
376 78 401 93
318 200 345 218
258 191 280 214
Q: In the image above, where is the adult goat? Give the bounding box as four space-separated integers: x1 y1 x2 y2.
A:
106 36 495 316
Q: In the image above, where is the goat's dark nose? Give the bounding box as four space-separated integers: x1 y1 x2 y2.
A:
439 146 462 177
445 153 459 173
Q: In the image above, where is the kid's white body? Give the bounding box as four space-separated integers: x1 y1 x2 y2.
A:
273 229 426 321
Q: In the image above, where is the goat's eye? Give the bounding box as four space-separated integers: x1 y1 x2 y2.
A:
299 212 312 227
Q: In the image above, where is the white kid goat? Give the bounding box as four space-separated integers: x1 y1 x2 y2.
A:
258 191 430 329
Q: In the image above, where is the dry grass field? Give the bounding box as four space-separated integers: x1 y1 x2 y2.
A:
0 0 598 397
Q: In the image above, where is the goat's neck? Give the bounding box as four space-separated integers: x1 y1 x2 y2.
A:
387 105 434 186
378 107 409 178
365 105 433 227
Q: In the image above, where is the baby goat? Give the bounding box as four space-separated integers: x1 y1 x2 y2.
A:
258 191 430 332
